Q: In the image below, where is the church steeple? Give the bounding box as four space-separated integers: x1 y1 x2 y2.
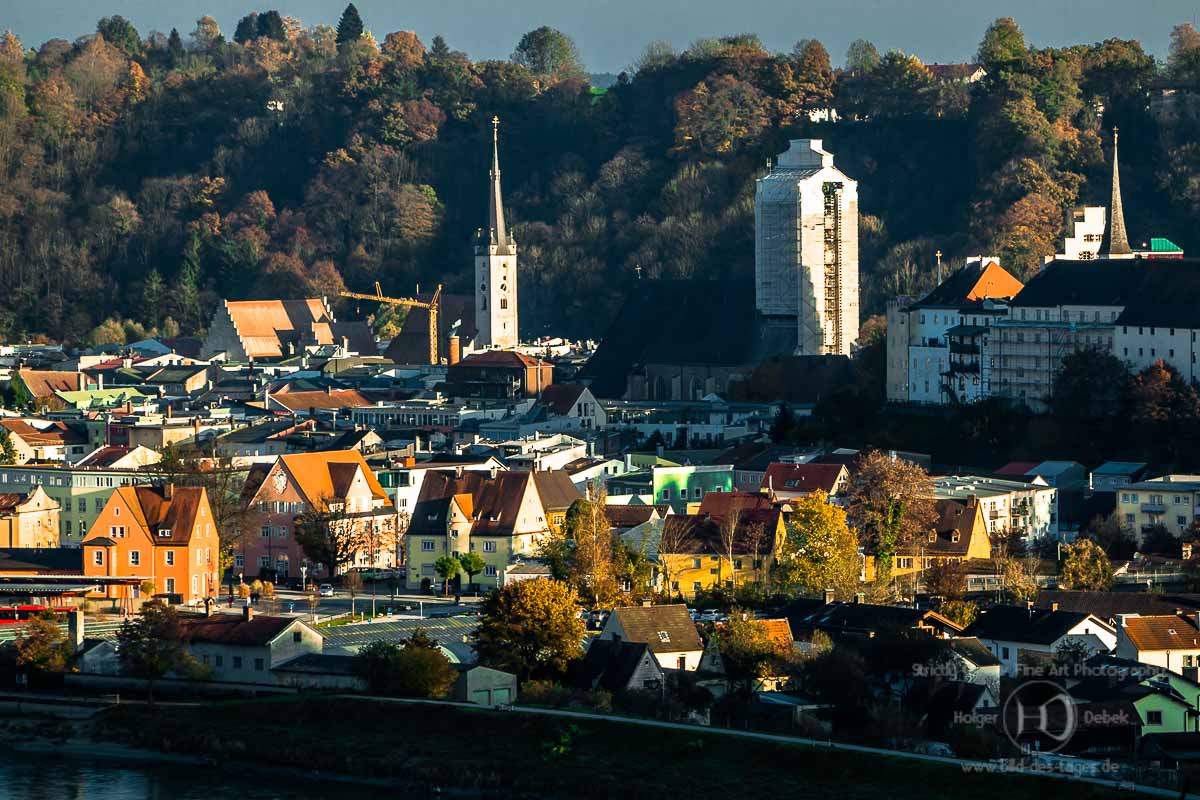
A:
487 116 510 248
1104 126 1133 258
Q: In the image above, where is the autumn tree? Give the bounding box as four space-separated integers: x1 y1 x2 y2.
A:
1003 557 1039 602
845 451 937 586
512 26 584 79
1129 360 1200 423
1059 539 1114 591
1169 23 1200 78
673 74 769 156
716 611 786 696
776 490 861 599
353 638 456 698
16 615 73 675
473 578 584 680
116 602 192 704
566 495 620 607
924 559 967 600
294 497 370 578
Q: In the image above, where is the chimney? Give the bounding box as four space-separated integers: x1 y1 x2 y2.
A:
823 588 835 605
325 384 333 395
242 605 254 621
166 404 173 419
448 336 461 366
67 609 84 653
97 372 104 391
854 591 865 604
163 483 174 500
490 466 498 480
193 417 200 440
455 465 464 478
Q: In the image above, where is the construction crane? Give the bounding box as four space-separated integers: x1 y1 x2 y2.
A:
339 282 443 365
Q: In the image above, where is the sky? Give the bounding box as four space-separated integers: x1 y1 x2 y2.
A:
4 0 1199 73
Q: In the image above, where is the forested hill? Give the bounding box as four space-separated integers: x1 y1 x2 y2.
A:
0 11 1198 346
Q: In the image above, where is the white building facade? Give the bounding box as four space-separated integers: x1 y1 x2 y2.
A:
474 117 518 350
755 139 859 357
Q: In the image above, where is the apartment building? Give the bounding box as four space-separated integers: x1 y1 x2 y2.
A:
931 475 1057 542
0 464 157 546
1116 475 1200 539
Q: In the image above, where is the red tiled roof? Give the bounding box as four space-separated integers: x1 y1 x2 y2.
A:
458 350 546 368
697 491 774 520
761 463 846 494
179 614 299 646
17 369 84 398
1122 614 1200 652
270 389 372 412
0 419 86 447
538 384 585 415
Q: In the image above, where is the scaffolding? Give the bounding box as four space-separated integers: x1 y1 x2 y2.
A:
822 182 844 355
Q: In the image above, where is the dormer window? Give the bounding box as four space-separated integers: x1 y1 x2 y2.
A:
951 532 961 543
657 631 670 643
928 531 937 543
158 528 172 538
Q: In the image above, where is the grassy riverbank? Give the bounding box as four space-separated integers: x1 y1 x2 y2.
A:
92 696 1134 800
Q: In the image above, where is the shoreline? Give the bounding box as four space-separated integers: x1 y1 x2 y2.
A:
0 724 407 790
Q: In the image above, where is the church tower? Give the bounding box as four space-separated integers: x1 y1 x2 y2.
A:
1103 126 1134 259
474 116 518 349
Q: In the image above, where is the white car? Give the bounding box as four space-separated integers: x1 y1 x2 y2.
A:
318 583 335 597
698 609 724 623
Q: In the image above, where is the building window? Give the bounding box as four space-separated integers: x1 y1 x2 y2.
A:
165 550 175 566
483 540 496 552
165 577 175 593
261 526 271 538
215 655 223 667
293 631 302 643
692 558 701 569
692 582 701 594
233 656 243 669
484 565 497 577
110 526 125 538
129 551 140 566
421 540 435 552
92 551 103 565
1001 647 1010 660
1147 710 1163 725
255 658 265 671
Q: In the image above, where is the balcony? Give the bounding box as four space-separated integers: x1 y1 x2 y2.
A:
1141 504 1166 514
949 342 980 355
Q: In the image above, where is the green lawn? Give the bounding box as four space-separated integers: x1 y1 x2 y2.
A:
97 697 1130 800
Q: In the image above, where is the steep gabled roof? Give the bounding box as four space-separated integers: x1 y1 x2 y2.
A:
659 509 781 556
408 470 538 538
538 384 586 415
962 605 1107 645
914 260 1022 308
17 369 84 398
898 498 984 557
574 639 660 691
610 604 703 654
276 450 390 509
1121 614 1200 652
530 470 582 513
220 299 376 360
179 613 305 646
80 485 208 546
761 462 846 494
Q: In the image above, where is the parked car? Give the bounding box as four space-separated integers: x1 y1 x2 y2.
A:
318 583 335 597
698 609 725 623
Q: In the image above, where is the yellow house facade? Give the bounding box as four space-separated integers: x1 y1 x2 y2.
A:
864 497 992 585
658 506 786 599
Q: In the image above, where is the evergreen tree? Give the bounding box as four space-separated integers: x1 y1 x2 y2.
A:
258 11 285 42
429 34 450 59
166 28 183 63
234 13 260 44
336 4 364 46
140 269 165 329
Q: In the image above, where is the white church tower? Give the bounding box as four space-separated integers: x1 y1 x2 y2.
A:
474 116 518 350
755 139 859 356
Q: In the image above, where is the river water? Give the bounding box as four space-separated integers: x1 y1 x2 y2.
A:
0 752 366 799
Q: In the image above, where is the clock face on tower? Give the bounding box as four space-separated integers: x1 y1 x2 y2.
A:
273 471 287 495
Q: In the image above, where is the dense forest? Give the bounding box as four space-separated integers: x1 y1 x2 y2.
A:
1 8 1199 345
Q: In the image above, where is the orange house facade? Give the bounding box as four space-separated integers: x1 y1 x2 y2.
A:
82 485 220 609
